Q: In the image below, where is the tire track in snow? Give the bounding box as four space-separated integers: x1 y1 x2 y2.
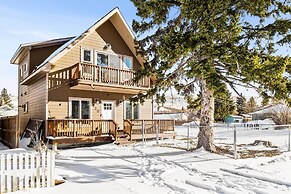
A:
132 145 290 194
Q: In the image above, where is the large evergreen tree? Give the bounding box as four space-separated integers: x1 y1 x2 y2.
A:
0 88 13 108
132 0 291 151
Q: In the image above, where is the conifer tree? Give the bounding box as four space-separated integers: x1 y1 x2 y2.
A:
214 92 236 122
245 97 257 113
261 97 270 107
131 0 291 151
0 88 13 108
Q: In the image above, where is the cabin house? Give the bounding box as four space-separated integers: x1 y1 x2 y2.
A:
10 8 175 146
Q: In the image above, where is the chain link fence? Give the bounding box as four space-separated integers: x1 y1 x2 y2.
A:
151 123 291 159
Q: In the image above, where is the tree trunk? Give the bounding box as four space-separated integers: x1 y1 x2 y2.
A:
197 79 216 152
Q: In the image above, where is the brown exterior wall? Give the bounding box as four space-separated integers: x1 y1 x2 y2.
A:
18 76 46 135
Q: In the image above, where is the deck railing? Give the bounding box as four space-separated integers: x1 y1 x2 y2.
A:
47 119 117 139
124 119 175 140
71 63 150 88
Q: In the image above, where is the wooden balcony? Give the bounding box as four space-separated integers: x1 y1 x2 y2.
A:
124 119 176 141
70 63 150 94
47 119 117 145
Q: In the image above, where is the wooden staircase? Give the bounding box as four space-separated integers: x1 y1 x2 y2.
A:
115 129 134 145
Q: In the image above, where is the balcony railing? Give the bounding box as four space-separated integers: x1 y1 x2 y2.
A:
71 63 150 88
47 119 117 139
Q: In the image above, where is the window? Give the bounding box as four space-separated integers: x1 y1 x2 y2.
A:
69 98 91 119
103 103 112 110
125 102 140 119
20 66 23 77
23 102 28 113
82 48 93 63
97 53 108 67
123 56 133 70
23 63 27 73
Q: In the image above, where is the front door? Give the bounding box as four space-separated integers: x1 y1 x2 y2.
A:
102 101 114 120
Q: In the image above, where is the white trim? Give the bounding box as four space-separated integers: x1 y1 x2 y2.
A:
23 63 27 73
101 100 115 120
68 97 92 119
124 101 140 119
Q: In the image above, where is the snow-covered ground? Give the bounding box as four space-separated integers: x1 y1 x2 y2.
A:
4 125 289 194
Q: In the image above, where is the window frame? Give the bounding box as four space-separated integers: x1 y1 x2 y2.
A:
124 101 140 120
23 63 27 73
81 47 94 64
68 97 92 119
122 55 133 70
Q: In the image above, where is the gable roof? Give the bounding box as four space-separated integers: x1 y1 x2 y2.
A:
10 36 74 64
12 7 143 84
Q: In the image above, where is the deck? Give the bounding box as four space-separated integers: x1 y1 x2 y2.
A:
47 119 175 145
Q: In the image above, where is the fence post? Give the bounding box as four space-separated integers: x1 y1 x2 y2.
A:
288 125 290 152
0 154 4 193
156 121 159 145
187 126 190 150
50 144 57 187
233 125 237 159
142 120 145 144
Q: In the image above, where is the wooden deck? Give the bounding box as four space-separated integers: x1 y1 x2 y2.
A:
46 119 176 145
124 119 176 141
47 119 117 145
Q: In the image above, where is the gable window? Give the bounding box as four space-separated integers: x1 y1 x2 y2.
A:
125 101 140 119
20 66 23 77
123 56 133 70
69 98 91 119
81 48 93 63
23 63 27 73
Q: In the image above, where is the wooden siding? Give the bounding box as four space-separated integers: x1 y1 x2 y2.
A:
19 76 46 135
139 99 153 120
29 45 61 73
19 53 29 81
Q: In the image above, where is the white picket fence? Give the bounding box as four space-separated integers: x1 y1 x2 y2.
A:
0 151 55 193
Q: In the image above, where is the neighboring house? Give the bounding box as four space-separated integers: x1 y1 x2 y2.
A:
10 8 175 145
250 102 291 124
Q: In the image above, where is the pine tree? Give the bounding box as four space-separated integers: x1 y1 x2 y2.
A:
236 96 247 115
214 91 236 122
131 0 291 151
0 88 13 108
245 97 257 113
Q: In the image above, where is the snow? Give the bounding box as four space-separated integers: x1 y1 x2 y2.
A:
0 95 18 117
10 125 291 194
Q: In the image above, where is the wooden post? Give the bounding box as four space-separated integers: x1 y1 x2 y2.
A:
117 69 120 85
24 153 29 189
7 154 11 193
155 122 159 145
233 125 237 159
187 126 190 150
51 144 57 187
99 66 101 82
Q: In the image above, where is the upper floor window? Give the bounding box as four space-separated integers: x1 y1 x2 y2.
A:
81 48 93 63
20 66 23 77
123 56 133 70
23 63 27 73
97 53 108 67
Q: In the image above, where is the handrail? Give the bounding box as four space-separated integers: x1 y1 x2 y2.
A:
47 119 117 138
124 119 175 136
124 120 133 141
70 63 150 88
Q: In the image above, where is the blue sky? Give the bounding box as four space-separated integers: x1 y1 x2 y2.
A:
0 1 289 99
0 0 138 95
